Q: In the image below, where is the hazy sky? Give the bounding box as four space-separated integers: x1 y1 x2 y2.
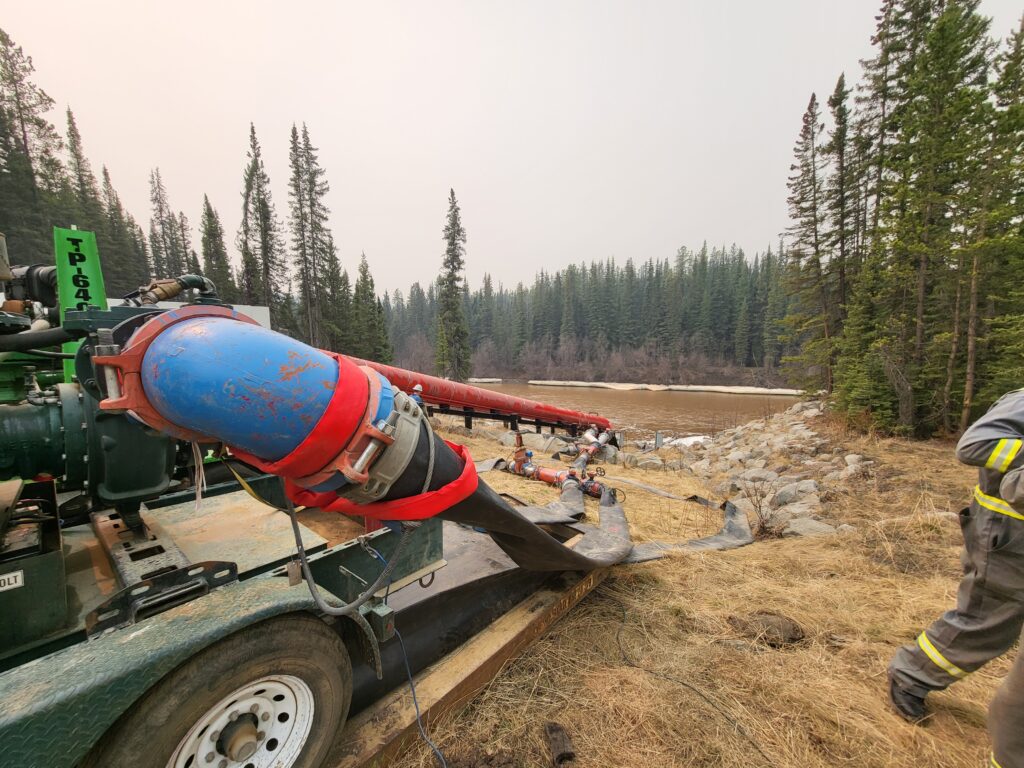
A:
5 2 1022 292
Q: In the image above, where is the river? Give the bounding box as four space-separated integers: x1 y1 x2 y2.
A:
476 382 800 438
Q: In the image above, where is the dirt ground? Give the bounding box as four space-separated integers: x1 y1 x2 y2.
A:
388 418 1009 768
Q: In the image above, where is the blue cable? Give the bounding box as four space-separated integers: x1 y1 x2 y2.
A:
368 537 447 766
395 627 448 767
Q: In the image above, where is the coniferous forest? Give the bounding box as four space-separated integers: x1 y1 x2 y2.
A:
1 0 1022 437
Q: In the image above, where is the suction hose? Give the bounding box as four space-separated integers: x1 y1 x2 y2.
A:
0 326 75 352
93 306 632 571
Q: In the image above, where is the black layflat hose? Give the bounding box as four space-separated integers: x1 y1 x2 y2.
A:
0 327 76 353
385 422 633 571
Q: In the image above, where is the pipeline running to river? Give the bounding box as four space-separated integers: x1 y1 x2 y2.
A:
472 382 800 438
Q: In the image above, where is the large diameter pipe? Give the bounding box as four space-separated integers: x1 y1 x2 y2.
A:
103 310 632 571
139 317 343 460
348 358 611 431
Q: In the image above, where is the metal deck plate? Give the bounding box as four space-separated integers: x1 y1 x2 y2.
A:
144 492 327 578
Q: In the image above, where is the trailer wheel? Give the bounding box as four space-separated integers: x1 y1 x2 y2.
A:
82 613 352 768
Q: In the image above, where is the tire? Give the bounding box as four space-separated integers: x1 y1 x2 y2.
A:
83 613 352 768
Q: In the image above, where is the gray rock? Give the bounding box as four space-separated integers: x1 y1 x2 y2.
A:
665 459 683 471
597 444 619 463
738 468 779 483
731 497 756 518
844 454 865 466
620 452 639 468
691 458 712 476
838 463 873 481
726 450 753 465
770 479 821 508
498 431 520 447
783 518 837 537
772 496 822 521
837 524 857 534
637 456 664 470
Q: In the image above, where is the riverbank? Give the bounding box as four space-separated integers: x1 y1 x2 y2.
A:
527 379 803 396
393 407 999 768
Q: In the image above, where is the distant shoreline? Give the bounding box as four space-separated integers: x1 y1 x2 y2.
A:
524 380 804 397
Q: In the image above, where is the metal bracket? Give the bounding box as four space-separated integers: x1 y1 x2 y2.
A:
85 560 238 637
91 509 192 585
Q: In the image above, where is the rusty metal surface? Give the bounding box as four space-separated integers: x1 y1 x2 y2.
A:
348 356 611 430
145 492 327 577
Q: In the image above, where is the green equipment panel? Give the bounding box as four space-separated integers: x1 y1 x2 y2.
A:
53 227 107 381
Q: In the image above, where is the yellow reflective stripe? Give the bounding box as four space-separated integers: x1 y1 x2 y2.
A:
974 486 1024 521
991 754 1003 768
999 439 1022 472
987 439 1010 469
916 632 967 679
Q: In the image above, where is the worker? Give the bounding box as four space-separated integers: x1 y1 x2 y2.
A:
888 388 1024 768
410 383 424 406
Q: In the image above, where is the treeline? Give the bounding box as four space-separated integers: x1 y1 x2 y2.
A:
784 0 1023 435
0 27 391 361
385 244 793 384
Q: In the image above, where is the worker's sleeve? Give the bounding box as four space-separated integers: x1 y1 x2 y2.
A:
955 389 1024 472
1002 468 1024 507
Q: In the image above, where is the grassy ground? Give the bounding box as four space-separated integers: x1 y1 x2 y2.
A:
390 419 1006 768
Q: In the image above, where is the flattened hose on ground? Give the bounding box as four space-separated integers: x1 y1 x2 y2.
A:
389 424 633 570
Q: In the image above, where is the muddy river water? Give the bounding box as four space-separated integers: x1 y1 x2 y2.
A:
476 382 800 439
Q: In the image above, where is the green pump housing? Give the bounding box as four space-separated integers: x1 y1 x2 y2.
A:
0 229 444 768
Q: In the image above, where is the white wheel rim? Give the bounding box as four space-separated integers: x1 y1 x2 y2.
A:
167 674 315 768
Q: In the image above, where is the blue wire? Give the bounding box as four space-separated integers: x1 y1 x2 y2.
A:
395 628 448 767
369 537 447 766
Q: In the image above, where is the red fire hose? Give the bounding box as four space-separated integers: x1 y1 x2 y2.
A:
348 358 612 431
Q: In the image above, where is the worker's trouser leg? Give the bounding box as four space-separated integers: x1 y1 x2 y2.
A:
888 503 1024 698
989 626 1024 768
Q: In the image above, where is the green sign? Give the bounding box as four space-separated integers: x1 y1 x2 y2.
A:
53 228 108 381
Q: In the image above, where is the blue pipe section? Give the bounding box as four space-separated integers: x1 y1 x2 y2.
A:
140 316 341 460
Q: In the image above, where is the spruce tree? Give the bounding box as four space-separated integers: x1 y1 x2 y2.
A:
351 253 389 360
199 195 239 302
436 189 471 380
784 93 835 391
287 123 332 345
238 124 286 326
100 166 149 293
148 168 185 275
825 75 858 311
0 27 66 257
65 109 103 228
321 235 353 353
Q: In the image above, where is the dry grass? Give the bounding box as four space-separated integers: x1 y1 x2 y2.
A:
390 420 1006 768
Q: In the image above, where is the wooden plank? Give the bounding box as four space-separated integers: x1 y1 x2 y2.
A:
330 568 608 768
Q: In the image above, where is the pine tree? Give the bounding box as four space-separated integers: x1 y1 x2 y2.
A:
149 168 185 275
351 253 390 360
0 27 66 258
199 195 238 302
973 17 1024 409
784 93 835 391
321 235 353 353
287 123 332 345
65 109 103 227
100 166 150 294
436 189 472 380
238 124 286 326
825 75 858 311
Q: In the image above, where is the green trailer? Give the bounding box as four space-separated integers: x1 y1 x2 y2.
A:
0 230 447 768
